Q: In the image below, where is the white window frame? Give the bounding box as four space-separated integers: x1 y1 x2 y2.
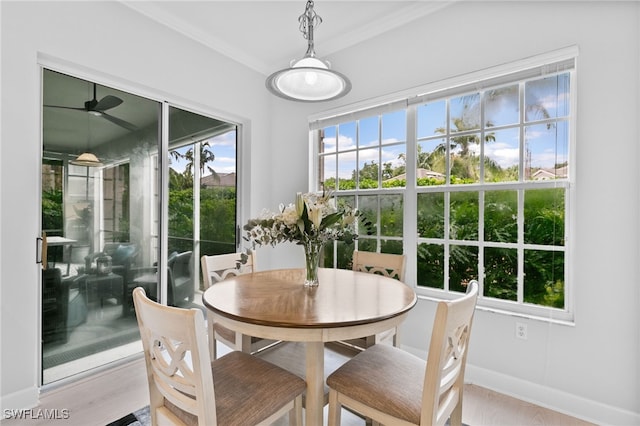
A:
309 46 578 323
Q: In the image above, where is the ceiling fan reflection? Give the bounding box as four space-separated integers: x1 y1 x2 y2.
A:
45 82 138 132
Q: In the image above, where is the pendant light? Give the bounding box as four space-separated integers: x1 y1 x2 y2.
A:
266 0 351 102
70 151 102 167
71 85 103 167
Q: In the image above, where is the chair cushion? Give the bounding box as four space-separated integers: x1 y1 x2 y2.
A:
164 351 305 425
326 344 425 424
111 244 136 265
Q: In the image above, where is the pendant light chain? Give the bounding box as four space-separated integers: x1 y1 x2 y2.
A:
299 0 322 58
265 0 351 102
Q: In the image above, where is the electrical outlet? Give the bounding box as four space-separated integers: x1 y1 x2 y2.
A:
515 322 528 340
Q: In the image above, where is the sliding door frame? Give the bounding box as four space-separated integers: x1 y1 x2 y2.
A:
38 55 247 387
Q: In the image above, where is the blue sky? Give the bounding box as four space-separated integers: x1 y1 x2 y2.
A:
322 74 570 180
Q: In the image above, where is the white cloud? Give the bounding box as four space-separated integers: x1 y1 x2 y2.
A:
485 142 519 168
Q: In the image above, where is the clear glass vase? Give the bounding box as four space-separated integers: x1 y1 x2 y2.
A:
304 240 323 287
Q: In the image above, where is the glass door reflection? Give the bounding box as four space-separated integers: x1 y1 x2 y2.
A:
41 69 161 384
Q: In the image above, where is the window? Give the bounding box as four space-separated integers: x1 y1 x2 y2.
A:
319 110 407 270
312 49 576 320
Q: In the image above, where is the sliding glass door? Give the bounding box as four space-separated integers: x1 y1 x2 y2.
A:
164 106 238 308
41 69 239 384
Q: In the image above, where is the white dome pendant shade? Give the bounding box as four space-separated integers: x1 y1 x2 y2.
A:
266 0 351 102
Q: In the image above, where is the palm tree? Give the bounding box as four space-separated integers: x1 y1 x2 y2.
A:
430 116 496 181
170 141 219 184
184 142 217 176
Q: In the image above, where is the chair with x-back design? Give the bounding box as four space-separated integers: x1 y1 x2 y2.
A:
133 286 305 426
327 280 478 426
352 250 406 282
201 251 277 360
343 250 407 350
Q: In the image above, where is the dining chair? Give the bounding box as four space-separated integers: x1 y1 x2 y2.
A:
346 250 407 349
352 250 407 282
132 287 305 426
201 250 255 289
201 251 276 359
326 280 479 426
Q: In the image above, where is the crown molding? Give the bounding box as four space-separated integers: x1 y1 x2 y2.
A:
119 1 458 76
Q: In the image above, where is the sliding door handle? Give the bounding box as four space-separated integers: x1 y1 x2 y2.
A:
37 232 48 269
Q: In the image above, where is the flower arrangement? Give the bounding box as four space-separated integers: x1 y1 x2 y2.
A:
243 191 362 286
244 191 360 247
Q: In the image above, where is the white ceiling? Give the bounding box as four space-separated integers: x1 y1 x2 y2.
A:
120 1 456 76
44 1 455 157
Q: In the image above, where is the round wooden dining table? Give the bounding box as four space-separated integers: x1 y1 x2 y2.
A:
202 267 417 425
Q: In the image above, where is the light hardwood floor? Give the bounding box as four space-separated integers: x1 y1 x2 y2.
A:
2 352 594 426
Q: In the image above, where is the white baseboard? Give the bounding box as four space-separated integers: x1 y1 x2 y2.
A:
400 343 640 426
0 385 39 414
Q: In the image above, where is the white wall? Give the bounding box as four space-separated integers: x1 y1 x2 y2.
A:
266 2 640 424
0 0 274 411
1 1 639 424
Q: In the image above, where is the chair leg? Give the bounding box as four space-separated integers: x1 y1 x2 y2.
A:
206 312 217 361
235 332 252 353
328 389 341 426
289 395 303 426
449 399 463 426
210 336 217 361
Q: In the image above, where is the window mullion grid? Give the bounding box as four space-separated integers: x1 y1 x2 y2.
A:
444 191 451 292
444 99 452 291
478 91 486 300
335 125 343 265
445 99 452 186
563 185 571 313
375 194 381 252
517 82 526 305
355 121 361 189
517 189 525 304
405 104 418 287
478 189 485 300
377 114 383 188
479 90 486 186
375 114 382 252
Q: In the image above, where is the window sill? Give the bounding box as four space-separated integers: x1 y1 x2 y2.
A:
415 293 575 326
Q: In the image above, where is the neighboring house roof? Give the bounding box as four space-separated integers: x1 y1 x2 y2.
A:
530 166 567 180
201 172 236 187
385 168 445 182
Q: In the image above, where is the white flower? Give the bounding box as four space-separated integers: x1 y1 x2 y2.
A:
295 192 305 217
309 207 322 229
281 204 299 227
